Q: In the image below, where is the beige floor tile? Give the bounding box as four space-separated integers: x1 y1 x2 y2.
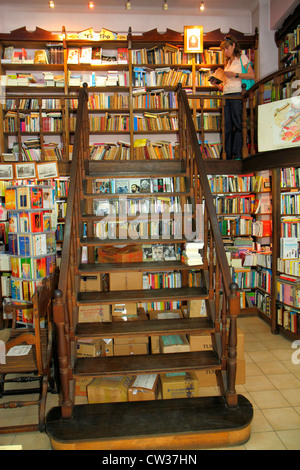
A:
249 390 290 409
276 430 300 450
271 348 295 362
244 375 275 392
245 362 264 376
280 388 300 407
247 350 278 363
256 360 290 375
251 409 273 432
262 407 300 431
244 341 268 352
267 373 300 390
11 432 52 450
244 431 286 450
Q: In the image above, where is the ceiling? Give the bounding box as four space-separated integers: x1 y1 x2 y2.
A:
1 0 259 15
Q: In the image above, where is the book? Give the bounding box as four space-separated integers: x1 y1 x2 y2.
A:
20 257 32 279
30 212 44 232
67 48 80 64
8 233 18 255
280 237 299 259
17 187 31 210
5 188 17 210
208 67 227 85
34 50 48 64
18 234 32 256
19 212 30 232
80 46 92 64
30 186 43 209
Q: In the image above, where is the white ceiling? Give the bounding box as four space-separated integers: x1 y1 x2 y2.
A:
1 0 259 15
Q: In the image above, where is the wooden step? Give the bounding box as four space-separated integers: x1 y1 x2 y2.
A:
78 260 203 274
76 317 214 340
86 159 186 177
77 286 208 305
83 190 191 199
46 395 253 450
80 236 191 246
74 351 220 377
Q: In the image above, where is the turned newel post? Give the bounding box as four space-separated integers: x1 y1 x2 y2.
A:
53 289 73 418
226 282 239 408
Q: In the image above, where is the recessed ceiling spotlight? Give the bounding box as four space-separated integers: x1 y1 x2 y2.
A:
163 0 168 10
88 0 94 8
200 0 205 11
125 0 131 10
49 0 55 8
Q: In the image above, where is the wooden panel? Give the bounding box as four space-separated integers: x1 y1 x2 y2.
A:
77 286 208 305
74 350 220 377
78 261 203 273
76 317 214 339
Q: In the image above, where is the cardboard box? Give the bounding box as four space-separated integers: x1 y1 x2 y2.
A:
77 338 101 357
112 310 148 322
80 274 102 292
189 328 244 358
149 310 183 354
98 245 143 263
195 359 245 387
160 334 190 354
114 342 148 356
128 374 158 402
112 302 137 317
187 299 207 317
160 372 199 399
78 304 112 323
109 272 143 291
114 335 148 345
75 377 93 396
100 338 113 356
87 375 134 403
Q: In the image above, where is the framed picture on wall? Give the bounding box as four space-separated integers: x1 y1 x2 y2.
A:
15 162 36 180
36 161 59 180
184 26 203 53
0 164 14 180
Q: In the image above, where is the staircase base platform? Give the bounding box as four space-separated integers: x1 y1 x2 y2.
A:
46 395 253 450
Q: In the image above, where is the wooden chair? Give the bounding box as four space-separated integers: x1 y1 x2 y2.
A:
0 283 55 434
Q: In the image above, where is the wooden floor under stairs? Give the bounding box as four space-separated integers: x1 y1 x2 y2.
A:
46 395 253 450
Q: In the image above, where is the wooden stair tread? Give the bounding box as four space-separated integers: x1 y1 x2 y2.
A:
74 351 220 377
76 317 214 339
46 395 253 450
77 286 208 304
86 159 186 177
78 260 203 273
80 236 191 246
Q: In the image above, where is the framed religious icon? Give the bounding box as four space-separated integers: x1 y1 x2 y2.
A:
184 26 203 53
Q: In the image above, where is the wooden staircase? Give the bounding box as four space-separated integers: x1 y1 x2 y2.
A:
45 86 253 450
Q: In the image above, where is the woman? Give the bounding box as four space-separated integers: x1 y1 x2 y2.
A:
213 35 255 160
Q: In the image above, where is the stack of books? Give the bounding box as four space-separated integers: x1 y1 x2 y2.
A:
181 241 203 266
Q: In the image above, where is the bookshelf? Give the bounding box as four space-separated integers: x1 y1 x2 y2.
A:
0 26 258 164
275 166 300 339
5 183 57 326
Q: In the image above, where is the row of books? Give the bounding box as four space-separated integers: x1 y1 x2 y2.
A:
133 112 178 132
143 271 182 290
134 140 178 160
92 176 185 195
277 304 299 334
88 92 130 110
11 254 56 280
67 47 129 65
89 114 130 132
281 192 300 215
195 113 220 131
137 301 181 313
8 210 53 234
93 218 191 239
278 258 300 277
280 166 300 189
280 237 299 259
255 290 271 317
1 73 64 88
5 186 55 211
8 232 56 257
277 277 300 309
68 70 130 88
214 194 256 215
56 201 68 219
199 142 222 159
93 196 183 217
2 45 63 64
133 67 193 88
5 98 64 110
232 266 272 292
279 27 300 58
56 223 65 242
4 112 63 133
132 90 178 110
243 251 272 269
208 173 271 193
218 216 271 237
11 278 49 303
131 47 224 66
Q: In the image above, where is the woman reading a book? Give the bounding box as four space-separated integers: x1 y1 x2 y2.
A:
211 35 255 160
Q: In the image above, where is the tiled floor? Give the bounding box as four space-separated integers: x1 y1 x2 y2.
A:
0 316 300 450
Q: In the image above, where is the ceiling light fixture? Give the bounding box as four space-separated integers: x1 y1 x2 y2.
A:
49 0 55 8
125 0 131 10
163 0 168 10
88 0 94 8
200 0 205 11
